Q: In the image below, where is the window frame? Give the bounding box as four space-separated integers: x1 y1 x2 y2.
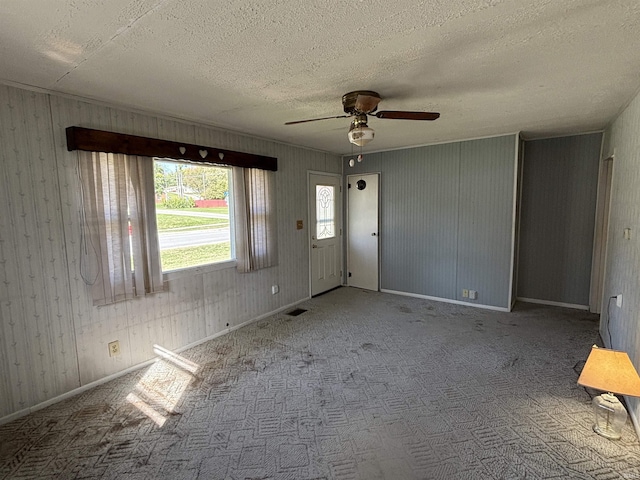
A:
153 158 236 276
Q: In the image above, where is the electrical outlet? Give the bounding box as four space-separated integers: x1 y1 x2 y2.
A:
108 340 121 357
616 294 623 308
469 290 478 300
272 285 279 294
462 289 469 298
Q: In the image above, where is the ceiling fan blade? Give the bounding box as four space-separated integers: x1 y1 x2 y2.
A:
355 93 382 113
375 111 440 121
285 114 350 125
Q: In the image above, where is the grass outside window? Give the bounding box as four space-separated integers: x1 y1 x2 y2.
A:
159 243 231 271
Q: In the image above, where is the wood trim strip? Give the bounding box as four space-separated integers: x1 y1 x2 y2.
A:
66 126 277 171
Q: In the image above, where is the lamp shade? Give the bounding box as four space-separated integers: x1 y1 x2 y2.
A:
577 346 640 397
348 126 374 147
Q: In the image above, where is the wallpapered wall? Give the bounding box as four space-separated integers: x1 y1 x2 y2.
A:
601 89 640 429
0 84 341 421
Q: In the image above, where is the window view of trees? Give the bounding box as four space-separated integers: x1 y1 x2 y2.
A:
153 159 232 271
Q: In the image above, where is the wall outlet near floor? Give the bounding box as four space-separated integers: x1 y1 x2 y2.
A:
462 289 469 298
469 290 478 300
616 294 623 308
108 340 121 357
272 285 279 295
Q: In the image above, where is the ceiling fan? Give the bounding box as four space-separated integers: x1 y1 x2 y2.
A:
285 90 440 146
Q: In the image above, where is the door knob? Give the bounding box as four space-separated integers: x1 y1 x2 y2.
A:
371 232 377 236
312 244 318 248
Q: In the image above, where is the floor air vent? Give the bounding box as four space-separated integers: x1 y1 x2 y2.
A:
286 308 307 317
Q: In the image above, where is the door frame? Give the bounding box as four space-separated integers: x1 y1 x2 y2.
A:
346 172 381 291
589 152 615 313
307 171 344 296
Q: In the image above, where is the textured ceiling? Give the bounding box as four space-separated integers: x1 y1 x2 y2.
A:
1 0 640 154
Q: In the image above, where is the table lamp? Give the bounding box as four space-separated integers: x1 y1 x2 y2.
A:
577 345 640 440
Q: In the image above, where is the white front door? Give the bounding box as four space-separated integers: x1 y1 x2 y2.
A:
347 173 379 291
309 173 342 296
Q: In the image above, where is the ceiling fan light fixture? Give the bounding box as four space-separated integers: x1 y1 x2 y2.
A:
348 125 375 147
285 90 439 147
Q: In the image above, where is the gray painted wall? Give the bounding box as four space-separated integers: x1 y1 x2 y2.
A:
344 134 517 309
457 136 517 308
517 134 602 306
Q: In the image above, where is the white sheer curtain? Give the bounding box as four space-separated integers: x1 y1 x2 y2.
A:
233 167 278 272
79 151 163 306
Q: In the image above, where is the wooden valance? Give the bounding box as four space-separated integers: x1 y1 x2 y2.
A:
66 126 277 171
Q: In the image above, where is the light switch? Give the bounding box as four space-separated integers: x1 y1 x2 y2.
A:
296 220 303 230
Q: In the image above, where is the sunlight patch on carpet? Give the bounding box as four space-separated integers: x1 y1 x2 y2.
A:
126 345 200 427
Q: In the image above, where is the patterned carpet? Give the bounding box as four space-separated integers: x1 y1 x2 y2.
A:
1 287 640 479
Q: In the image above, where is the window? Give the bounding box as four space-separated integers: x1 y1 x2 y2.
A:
316 184 335 239
78 145 277 306
153 159 233 272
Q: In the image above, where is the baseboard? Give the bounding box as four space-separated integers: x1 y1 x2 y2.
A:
0 297 308 426
517 297 590 310
381 289 511 312
172 297 309 354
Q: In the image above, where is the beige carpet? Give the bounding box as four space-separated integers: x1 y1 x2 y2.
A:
1 287 640 479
